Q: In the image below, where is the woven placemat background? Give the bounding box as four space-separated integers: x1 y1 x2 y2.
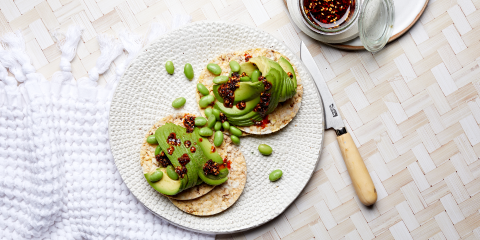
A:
1 0 479 239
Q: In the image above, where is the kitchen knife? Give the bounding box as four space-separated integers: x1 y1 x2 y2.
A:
300 41 377 206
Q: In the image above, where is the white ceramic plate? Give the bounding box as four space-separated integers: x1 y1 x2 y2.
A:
109 21 324 234
287 0 429 49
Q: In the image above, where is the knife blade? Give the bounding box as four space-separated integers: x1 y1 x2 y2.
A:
300 42 345 133
300 41 377 206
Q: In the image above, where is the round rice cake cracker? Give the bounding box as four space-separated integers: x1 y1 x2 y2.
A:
169 133 247 216
196 48 303 135
140 113 215 201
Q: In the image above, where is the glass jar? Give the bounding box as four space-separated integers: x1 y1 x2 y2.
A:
299 0 395 52
300 0 360 35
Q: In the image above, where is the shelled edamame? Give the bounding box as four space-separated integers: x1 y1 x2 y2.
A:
258 144 272 156
184 63 194 80
149 169 163 182
147 135 157 144
165 61 174 74
269 169 283 182
197 83 209 96
229 60 240 72
207 63 222 75
199 95 215 108
171 97 186 108
214 131 223 147
167 165 179 180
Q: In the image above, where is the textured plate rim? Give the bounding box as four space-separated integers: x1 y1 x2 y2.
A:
108 20 325 234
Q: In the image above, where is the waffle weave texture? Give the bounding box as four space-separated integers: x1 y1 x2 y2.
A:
0 17 214 240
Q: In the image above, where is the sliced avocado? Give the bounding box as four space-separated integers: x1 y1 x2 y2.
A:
239 62 258 76
277 57 297 102
233 81 264 103
225 110 263 126
212 85 223 103
214 97 260 117
198 169 228 186
207 168 229 180
264 67 282 114
194 129 223 164
144 169 182 195
155 123 206 189
278 57 297 89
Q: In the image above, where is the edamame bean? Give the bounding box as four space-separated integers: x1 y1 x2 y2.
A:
258 144 272 156
147 135 158 144
197 83 209 96
199 127 213 137
251 70 260 82
207 115 216 128
167 166 178 180
207 63 222 75
212 109 221 121
229 60 240 72
165 61 174 74
149 170 163 183
172 97 186 108
199 95 215 108
214 122 222 131
184 63 194 80
204 108 213 117
195 117 207 126
222 121 230 131
213 76 229 84
269 169 283 182
229 126 242 137
240 76 251 82
230 135 240 145
214 131 224 147
155 145 161 155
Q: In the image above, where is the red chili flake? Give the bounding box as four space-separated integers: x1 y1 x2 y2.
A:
183 115 195 133
167 133 177 145
223 158 232 169
184 140 191 148
203 160 219 176
218 73 240 108
254 115 271 129
287 72 293 78
303 0 356 29
219 113 227 123
167 146 174 155
211 146 216 153
155 151 171 167
199 138 203 142
175 166 187 178
253 92 271 115
263 80 272 91
244 53 252 62
190 146 196 153
178 153 190 166
236 101 246 110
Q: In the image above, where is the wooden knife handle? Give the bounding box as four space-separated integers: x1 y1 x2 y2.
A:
336 132 377 206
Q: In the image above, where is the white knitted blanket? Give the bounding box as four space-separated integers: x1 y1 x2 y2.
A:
0 15 215 240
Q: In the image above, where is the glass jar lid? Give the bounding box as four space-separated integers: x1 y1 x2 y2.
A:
358 0 395 52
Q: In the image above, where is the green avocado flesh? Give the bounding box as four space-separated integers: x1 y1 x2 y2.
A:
211 56 297 127
239 62 258 76
198 169 229 185
144 169 182 195
148 123 229 195
233 82 264 102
